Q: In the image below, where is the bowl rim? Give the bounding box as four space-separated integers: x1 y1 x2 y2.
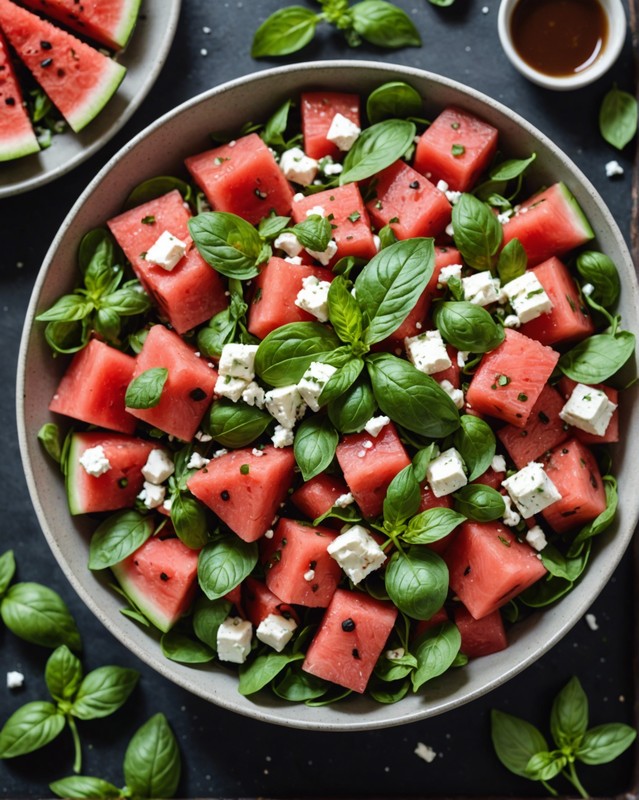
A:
16 59 639 730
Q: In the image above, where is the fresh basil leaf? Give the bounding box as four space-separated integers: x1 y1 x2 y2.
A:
411 444 438 483
123 713 181 799
170 494 209 550
453 484 504 522
411 622 462 691
49 775 122 799
43 319 90 354
383 465 421 530
88 510 154 570
367 353 460 438
125 367 168 410
198 308 237 359
350 0 421 48
375 651 418 682
1 582 81 651
208 400 272 448
428 0 455 6
328 373 377 433
550 676 589 750
71 666 139 720
558 331 635 383
0 550 16 597
101 286 151 317
36 294 94 323
0 701 65 758
576 251 620 308
327 275 363 345
452 193 503 271
273 664 328 702
519 574 574 608
489 153 536 181
355 238 435 344
78 227 116 278
292 215 332 252
576 723 637 764
45 645 83 703
370 677 411 704
198 536 258 600
189 211 266 279
255 321 341 386
294 415 339 482
435 301 505 353
238 650 304 695
124 176 194 210
453 415 496 482
319 358 364 406
192 596 232 650
161 629 215 663
251 6 319 57
402 507 466 544
366 81 423 124
490 709 548 778
93 308 121 343
524 750 566 781
261 101 292 148
258 213 291 240
599 85 638 150
340 119 416 185
384 547 449 620
497 237 527 285
541 541 591 582
568 476 617 556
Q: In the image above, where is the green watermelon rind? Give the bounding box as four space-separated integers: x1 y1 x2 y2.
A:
112 0 144 49
556 181 595 243
65 433 89 516
66 58 127 133
0 131 40 162
111 560 174 633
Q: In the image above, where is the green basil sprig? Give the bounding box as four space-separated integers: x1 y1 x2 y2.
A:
497 237 527 285
599 85 638 150
188 211 270 279
402 507 466 544
453 414 496 482
255 322 341 386
384 547 449 620
198 279 257 359
88 510 155 570
411 622 462 691
452 193 503 272
558 331 635 384
435 301 505 353
575 250 620 309
294 415 339 481
208 400 272 448
327 374 377 433
453 484 505 522
292 214 333 252
197 535 258 600
339 118 416 185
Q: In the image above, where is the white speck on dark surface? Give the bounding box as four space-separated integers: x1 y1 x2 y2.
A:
585 613 599 631
415 742 437 763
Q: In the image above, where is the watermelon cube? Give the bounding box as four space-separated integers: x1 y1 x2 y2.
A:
247 258 334 340
302 589 398 693
0 30 39 161
290 473 351 523
365 160 452 240
107 190 227 334
187 446 295 542
185 133 294 225
540 438 607 534
413 607 450 640
413 106 498 192
336 422 411 518
502 183 595 267
453 605 507 658
466 329 560 428
126 324 217 441
49 338 137 434
301 91 361 161
111 536 199 632
260 518 342 607
445 521 547 619
519 257 595 346
498 384 570 469
291 183 377 264
557 377 619 444
242 577 298 627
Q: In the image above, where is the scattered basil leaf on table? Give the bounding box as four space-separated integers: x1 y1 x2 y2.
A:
350 0 422 48
1 580 81 651
599 85 638 150
251 6 320 57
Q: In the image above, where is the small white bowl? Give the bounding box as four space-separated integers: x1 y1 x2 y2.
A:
498 0 627 90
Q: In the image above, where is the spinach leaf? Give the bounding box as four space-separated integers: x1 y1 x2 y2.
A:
208 400 272 448
411 622 462 691
123 713 180 799
328 374 377 433
197 536 258 600
558 331 635 383
294 415 339 481
189 211 268 279
452 193 503 271
255 322 341 386
350 0 421 48
88 511 155 570
453 484 505 522
340 119 416 185
435 301 505 352
453 414 496 482
251 6 319 57
599 85 638 150
384 547 449 619
366 81 423 123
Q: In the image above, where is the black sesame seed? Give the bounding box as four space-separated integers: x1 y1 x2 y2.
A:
341 618 356 632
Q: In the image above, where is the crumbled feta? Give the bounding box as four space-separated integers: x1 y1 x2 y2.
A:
326 113 361 151
436 179 449 193
426 447 468 497
438 264 463 285
457 350 469 368
438 379 464 409
216 617 253 663
279 147 319 186
256 613 297 652
212 448 228 459
215 374 249 402
218 343 258 381
242 381 265 409
162 498 172 513
385 647 405 660
585 612 599 631
462 270 501 306
502 462 562 518
582 283 595 297
327 525 386 584
446 190 462 205
295 274 331 321
297 361 337 411
605 160 624 178
145 230 187 271
138 481 166 509
526 524 548 552
285 256 303 265
304 569 315 581
491 454 507 473
141 448 174 484
306 205 326 218
306 239 338 267
364 415 390 437
445 222 454 237
187 452 210 470
264 385 306 429
502 271 553 323
503 313 521 328
497 211 513 225
271 424 295 448
334 492 355 508
79 445 111 477
195 430 213 442
405 330 452 374
252 447 265 457
321 159 343 176
502 495 521 527
414 743 437 763
273 231 303 258
6 671 24 689
559 383 617 437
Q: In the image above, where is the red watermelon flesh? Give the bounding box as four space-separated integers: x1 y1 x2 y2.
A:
466 329 559 428
242 576 299 627
290 473 350 523
107 190 227 334
20 0 141 50
445 521 547 619
498 383 570 469
66 431 156 515
413 106 498 192
454 605 507 658
50 338 137 434
472 466 506 491
126 324 217 441
302 589 398 693
301 91 360 161
413 607 449 640
0 0 126 133
0 30 39 161
185 133 294 225
540 438 607 534
187 446 295 542
111 536 199 632
557 377 619 444
261 518 341 608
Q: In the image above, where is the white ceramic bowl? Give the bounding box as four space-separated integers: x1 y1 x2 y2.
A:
497 0 627 90
17 61 639 730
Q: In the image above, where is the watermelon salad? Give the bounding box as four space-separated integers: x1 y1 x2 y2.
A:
36 80 634 705
0 0 140 161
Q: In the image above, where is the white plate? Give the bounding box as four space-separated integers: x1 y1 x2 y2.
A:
0 0 181 198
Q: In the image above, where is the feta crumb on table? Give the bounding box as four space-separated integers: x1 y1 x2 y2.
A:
605 160 624 178
414 742 437 763
6 671 24 689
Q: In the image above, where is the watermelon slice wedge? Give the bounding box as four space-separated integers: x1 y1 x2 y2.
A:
0 30 39 161
0 0 126 133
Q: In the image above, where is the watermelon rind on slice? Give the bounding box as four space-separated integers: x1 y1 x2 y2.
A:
556 180 596 241
0 31 39 161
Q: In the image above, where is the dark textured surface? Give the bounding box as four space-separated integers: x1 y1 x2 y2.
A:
0 1 636 797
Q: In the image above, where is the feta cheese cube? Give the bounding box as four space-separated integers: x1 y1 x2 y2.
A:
272 424 295 449
502 461 562 518
138 481 166 509
141 448 174 485
215 374 249 402
438 263 463 285
462 270 501 306
145 230 187 271
605 159 624 178
326 525 386 584
491 454 507 473
256 613 298 652
6 671 24 689
264 385 305 428
334 492 354 508
279 147 319 186
79 445 111 477
364 415 390 437
187 452 210 470
241 381 265 409
297 361 337 411
218 343 258 381
326 113 361 151
426 447 468 497
438 379 464 409
294 274 331 321
502 272 553 324
306 239 338 267
502 495 521 527
559 383 617 437
405 330 452 375
526 524 548 552
216 617 253 664
273 231 303 258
